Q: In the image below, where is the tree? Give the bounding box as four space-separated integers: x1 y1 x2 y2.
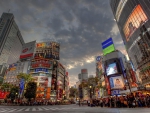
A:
69 87 77 98
8 85 19 103
0 83 12 91
17 73 33 97
24 82 37 101
17 73 33 84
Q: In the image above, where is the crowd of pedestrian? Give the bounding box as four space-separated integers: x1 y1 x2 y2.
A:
87 93 150 108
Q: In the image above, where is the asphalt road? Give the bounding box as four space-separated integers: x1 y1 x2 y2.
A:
0 104 149 113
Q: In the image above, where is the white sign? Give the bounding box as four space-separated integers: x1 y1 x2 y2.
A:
48 77 52 87
20 41 36 59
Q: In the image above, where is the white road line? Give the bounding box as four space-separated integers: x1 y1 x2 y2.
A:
42 107 50 110
7 109 18 113
25 108 30 111
0 108 13 112
37 107 43 111
32 108 36 111
16 108 25 111
50 108 57 110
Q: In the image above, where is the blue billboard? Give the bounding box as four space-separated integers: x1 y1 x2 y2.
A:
102 37 114 49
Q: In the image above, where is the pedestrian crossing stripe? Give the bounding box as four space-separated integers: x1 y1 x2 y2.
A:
0 107 85 112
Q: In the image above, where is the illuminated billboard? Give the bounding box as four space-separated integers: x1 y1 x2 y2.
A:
109 76 124 89
35 42 60 60
20 41 36 59
106 63 118 76
9 63 17 71
101 38 115 55
123 5 148 41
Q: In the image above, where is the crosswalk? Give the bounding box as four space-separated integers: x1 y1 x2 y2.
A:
0 107 84 112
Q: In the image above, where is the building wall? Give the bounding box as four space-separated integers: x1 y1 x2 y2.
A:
110 0 150 70
0 13 24 65
4 61 30 85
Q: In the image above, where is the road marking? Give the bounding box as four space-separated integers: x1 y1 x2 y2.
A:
42 107 49 110
7 109 17 113
37 107 43 111
25 108 30 111
32 108 36 111
16 108 25 111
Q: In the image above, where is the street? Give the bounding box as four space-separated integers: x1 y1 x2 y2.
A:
0 104 150 113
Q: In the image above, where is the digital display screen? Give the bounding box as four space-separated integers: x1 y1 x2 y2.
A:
123 5 148 41
106 63 118 76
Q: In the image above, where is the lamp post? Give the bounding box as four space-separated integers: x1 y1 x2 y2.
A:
89 86 92 99
15 92 18 104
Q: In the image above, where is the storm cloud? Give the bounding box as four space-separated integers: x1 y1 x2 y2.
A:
0 0 126 86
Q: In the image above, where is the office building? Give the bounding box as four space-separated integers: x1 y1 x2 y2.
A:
0 13 24 65
110 0 150 90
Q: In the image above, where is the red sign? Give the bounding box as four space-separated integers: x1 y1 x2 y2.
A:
129 69 136 82
0 91 9 99
105 76 111 95
81 69 87 74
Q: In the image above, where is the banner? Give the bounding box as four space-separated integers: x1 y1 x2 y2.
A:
109 76 124 89
48 77 52 87
20 41 36 59
9 63 17 71
19 79 25 95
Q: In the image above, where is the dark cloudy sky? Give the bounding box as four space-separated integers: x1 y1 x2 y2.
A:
0 0 127 86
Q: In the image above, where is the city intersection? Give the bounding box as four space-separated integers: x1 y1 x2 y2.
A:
0 104 149 113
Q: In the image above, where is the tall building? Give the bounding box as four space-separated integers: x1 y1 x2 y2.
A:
110 0 150 89
0 63 7 83
78 69 88 82
0 13 24 65
103 50 131 95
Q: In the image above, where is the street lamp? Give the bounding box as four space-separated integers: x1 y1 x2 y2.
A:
89 86 92 99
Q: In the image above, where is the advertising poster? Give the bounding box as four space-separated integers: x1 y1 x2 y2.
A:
20 41 36 59
19 79 25 95
48 77 52 87
105 76 111 95
96 56 104 77
106 63 118 76
123 5 148 41
35 42 60 60
109 76 124 89
9 63 17 71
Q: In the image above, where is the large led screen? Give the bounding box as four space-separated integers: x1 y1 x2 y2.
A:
109 76 124 89
123 5 148 41
106 63 118 76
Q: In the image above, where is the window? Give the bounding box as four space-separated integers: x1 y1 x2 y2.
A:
123 5 148 41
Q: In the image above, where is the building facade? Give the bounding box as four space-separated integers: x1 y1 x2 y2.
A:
0 63 7 83
103 50 134 95
110 0 150 90
3 61 31 85
0 13 24 65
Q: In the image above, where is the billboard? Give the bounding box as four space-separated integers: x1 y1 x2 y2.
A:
81 69 87 74
20 41 36 59
96 56 104 77
31 60 53 69
106 63 118 76
109 76 124 89
123 5 148 41
48 77 52 87
101 38 115 55
9 63 17 71
35 42 60 60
